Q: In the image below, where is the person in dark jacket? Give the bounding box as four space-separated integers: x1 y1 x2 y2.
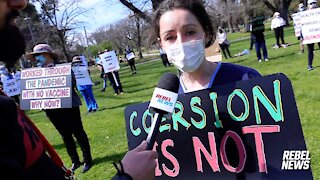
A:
0 0 68 179
0 1 157 179
28 43 93 173
125 46 137 74
250 15 269 62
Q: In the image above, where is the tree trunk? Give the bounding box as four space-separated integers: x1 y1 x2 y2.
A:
135 16 143 59
58 31 71 62
280 3 290 26
228 14 235 33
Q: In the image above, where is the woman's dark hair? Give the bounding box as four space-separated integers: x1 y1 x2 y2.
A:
149 0 215 48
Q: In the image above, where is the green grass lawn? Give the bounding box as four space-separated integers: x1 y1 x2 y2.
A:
28 26 319 179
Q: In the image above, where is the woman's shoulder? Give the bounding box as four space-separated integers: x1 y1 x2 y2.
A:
212 62 261 87
219 62 261 77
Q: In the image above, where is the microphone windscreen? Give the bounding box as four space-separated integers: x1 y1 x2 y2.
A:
157 73 179 93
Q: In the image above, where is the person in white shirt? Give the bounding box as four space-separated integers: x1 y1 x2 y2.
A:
216 27 232 59
271 12 287 48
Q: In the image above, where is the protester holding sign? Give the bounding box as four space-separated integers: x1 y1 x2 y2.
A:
150 0 261 94
125 46 137 74
301 0 319 71
0 65 20 104
99 49 124 96
27 44 93 173
72 56 98 113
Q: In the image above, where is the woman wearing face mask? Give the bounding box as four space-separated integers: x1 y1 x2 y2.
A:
27 44 93 173
150 0 261 94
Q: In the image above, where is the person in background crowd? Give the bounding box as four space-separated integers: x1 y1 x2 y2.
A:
28 43 93 173
125 46 137 74
302 0 319 71
271 12 287 49
119 56 123 63
217 27 232 59
72 56 98 113
249 33 256 50
297 3 306 54
159 46 171 67
0 65 20 104
96 54 108 92
248 13 256 50
250 14 269 62
103 49 124 96
1 1 157 179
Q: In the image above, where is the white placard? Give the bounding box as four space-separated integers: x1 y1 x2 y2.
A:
292 13 302 38
21 65 71 80
99 51 120 73
126 52 135 60
20 64 72 110
72 66 93 86
300 8 320 44
1 75 20 96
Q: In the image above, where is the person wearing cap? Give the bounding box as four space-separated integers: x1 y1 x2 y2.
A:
72 56 98 113
28 43 93 173
271 12 287 49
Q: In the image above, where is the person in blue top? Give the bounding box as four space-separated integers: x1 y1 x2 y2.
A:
72 56 98 113
149 0 261 94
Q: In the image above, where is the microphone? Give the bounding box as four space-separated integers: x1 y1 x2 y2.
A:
146 73 179 150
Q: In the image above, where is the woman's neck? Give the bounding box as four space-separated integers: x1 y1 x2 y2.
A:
181 60 217 92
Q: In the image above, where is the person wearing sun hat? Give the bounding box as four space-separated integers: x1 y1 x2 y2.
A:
72 55 98 113
28 44 93 173
27 43 60 67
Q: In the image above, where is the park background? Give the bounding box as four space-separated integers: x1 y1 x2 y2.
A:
25 25 320 179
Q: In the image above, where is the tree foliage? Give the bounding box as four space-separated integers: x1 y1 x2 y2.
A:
31 0 91 61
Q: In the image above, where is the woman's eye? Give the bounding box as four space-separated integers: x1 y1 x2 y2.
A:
186 30 197 36
165 36 175 41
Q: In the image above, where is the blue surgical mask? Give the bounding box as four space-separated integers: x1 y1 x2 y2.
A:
35 55 46 67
